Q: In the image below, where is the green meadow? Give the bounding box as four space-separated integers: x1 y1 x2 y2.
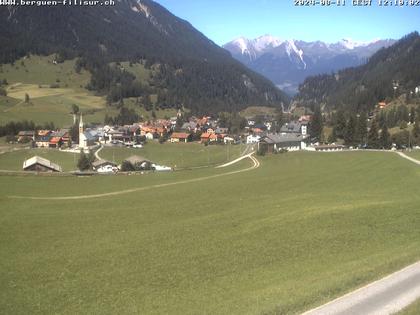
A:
406 149 420 161
0 56 167 127
100 142 244 168
0 148 79 172
0 142 244 172
1 151 420 314
399 299 420 315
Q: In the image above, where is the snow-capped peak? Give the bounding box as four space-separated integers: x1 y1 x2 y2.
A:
284 40 306 70
232 37 251 54
253 34 283 52
338 38 380 50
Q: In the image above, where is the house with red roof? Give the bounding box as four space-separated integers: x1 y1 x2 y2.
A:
170 132 192 143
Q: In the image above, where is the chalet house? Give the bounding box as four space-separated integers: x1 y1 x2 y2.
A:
251 128 264 134
280 122 308 136
258 133 309 153
181 122 198 132
200 132 211 143
247 134 261 144
35 130 52 148
223 136 235 144
17 131 34 143
378 102 387 110
307 144 346 152
23 156 62 172
215 127 228 134
209 134 218 142
299 115 312 123
145 132 154 140
49 130 70 148
200 132 218 143
170 132 192 143
123 155 153 170
92 160 118 173
49 136 63 148
247 119 256 127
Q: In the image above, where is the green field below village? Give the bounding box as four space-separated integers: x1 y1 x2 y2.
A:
0 148 80 172
0 142 245 172
100 142 245 169
1 151 420 314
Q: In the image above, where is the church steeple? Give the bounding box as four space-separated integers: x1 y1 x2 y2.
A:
79 113 84 134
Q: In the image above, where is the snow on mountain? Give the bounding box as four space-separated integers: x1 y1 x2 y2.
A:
253 34 283 52
285 40 306 69
337 38 380 50
223 35 395 95
233 37 251 54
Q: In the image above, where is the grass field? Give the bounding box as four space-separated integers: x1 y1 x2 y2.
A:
100 142 245 168
399 299 420 315
0 56 166 127
1 151 420 314
406 149 420 160
0 142 245 172
0 148 79 172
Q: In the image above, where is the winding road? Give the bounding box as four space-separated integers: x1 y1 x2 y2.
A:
302 262 420 315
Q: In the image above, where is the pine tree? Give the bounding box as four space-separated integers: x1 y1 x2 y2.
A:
275 109 284 133
410 107 416 124
77 149 91 171
357 112 368 146
344 115 357 145
334 110 347 139
310 106 323 141
368 120 379 149
412 118 420 145
379 124 391 149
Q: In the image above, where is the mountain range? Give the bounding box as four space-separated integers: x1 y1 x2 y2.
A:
295 32 420 112
0 0 288 114
223 35 396 95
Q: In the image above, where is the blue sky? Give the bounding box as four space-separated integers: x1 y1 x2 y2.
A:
155 0 420 45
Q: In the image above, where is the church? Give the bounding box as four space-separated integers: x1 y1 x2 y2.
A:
78 113 96 151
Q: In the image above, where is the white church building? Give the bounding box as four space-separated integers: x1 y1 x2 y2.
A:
78 113 96 151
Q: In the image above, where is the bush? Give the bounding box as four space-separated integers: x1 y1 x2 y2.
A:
257 146 267 156
5 134 16 143
120 160 135 172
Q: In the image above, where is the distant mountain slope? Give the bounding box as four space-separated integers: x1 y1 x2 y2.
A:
224 35 395 95
295 32 420 111
0 1 288 114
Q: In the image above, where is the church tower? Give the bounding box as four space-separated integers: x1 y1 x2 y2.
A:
79 112 84 135
79 113 87 149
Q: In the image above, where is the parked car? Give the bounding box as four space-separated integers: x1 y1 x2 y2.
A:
133 144 143 148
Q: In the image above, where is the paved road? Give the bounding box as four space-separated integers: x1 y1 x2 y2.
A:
94 144 103 160
302 262 420 315
396 151 420 166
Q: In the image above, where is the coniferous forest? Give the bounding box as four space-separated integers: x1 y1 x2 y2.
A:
296 32 420 112
0 1 289 115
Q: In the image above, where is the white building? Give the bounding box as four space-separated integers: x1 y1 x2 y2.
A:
78 113 95 151
247 134 261 144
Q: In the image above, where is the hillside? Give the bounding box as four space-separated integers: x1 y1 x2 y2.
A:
0 1 288 116
295 32 420 111
223 35 395 95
